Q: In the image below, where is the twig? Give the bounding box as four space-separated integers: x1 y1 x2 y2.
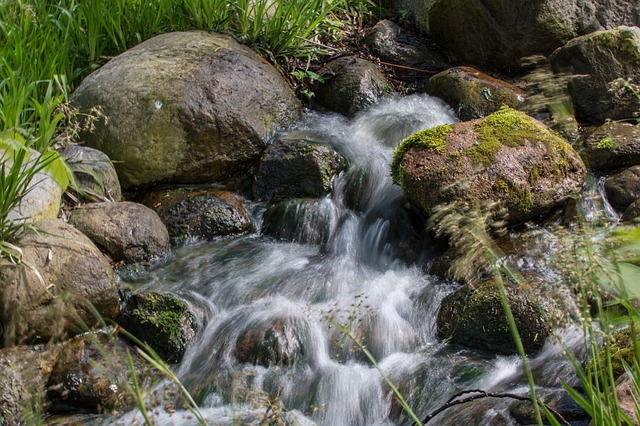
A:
420 389 572 426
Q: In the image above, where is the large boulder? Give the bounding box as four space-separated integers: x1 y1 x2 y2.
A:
72 31 302 190
142 188 253 243
61 145 122 202
0 219 119 345
253 131 348 202
68 201 170 263
391 107 586 224
314 56 393 116
437 280 551 355
581 122 640 172
401 0 640 71
550 27 640 124
605 166 640 212
425 66 526 121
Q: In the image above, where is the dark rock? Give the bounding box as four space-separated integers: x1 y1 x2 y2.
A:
509 390 589 424
117 292 197 364
437 280 551 355
550 27 640 124
622 198 640 222
61 145 122 202
366 19 450 81
234 317 306 367
72 31 302 190
261 198 339 245
391 107 586 225
253 131 348 202
0 219 119 345
605 166 640 212
142 188 252 243
426 66 526 121
581 122 640 172
68 201 170 263
314 56 393 116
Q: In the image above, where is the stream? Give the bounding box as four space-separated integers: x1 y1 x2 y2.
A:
114 94 602 425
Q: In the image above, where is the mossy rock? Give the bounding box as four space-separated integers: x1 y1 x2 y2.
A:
437 279 551 355
117 292 197 364
591 327 638 381
391 106 586 224
581 122 640 172
426 66 525 121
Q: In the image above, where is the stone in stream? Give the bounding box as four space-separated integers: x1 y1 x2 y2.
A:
233 317 306 367
605 165 640 213
72 31 302 191
581 122 640 173
391 106 586 225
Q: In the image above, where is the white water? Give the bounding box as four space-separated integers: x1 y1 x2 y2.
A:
111 95 590 425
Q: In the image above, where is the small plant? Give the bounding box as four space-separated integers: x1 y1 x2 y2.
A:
291 68 330 100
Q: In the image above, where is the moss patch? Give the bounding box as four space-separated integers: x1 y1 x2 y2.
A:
596 137 617 149
391 123 453 185
493 177 534 215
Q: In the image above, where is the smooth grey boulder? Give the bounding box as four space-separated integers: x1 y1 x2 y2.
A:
253 131 348 202
314 56 392 116
68 201 170 263
581 122 640 172
400 0 640 71
72 31 302 190
550 27 640 124
61 145 122 202
605 166 640 212
0 219 119 345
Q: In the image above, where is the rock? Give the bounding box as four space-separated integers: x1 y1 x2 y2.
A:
509 390 588 424
425 66 526 121
261 198 339 245
550 26 640 124
253 131 348 202
391 107 586 225
61 145 122 202
0 219 119 345
622 198 640 222
402 0 640 71
314 56 393 116
365 19 450 81
234 317 306 367
3 147 62 224
605 166 640 212
72 31 302 190
581 122 640 172
47 330 154 413
437 279 551 355
142 188 252 243
68 201 170 263
116 292 197 364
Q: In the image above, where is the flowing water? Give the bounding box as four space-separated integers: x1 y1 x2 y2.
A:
114 95 596 425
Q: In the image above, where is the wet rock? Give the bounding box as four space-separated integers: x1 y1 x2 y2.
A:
403 0 640 71
0 219 119 345
47 330 154 413
117 292 197 364
550 26 640 124
509 390 589 424
3 146 62 224
72 31 302 190
61 145 122 202
391 107 586 225
261 198 339 245
68 201 170 263
365 19 449 81
437 279 551 355
142 188 252 243
581 122 640 172
253 131 348 202
425 66 525 121
605 166 640 212
234 317 306 367
314 56 393 116
622 198 640 222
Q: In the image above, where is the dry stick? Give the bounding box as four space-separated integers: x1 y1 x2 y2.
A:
377 61 434 73
420 389 572 426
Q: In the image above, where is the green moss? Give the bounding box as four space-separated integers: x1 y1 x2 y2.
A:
493 177 534 215
596 137 617 149
391 123 453 185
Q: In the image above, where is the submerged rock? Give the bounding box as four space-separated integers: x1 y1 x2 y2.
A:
437 279 551 355
261 198 339 245
117 292 197 364
0 219 119 345
426 66 525 121
234 317 306 367
68 201 170 263
391 107 586 224
314 56 393 116
61 145 122 202
72 31 302 190
253 131 348 202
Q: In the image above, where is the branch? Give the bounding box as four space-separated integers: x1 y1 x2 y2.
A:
420 389 571 426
